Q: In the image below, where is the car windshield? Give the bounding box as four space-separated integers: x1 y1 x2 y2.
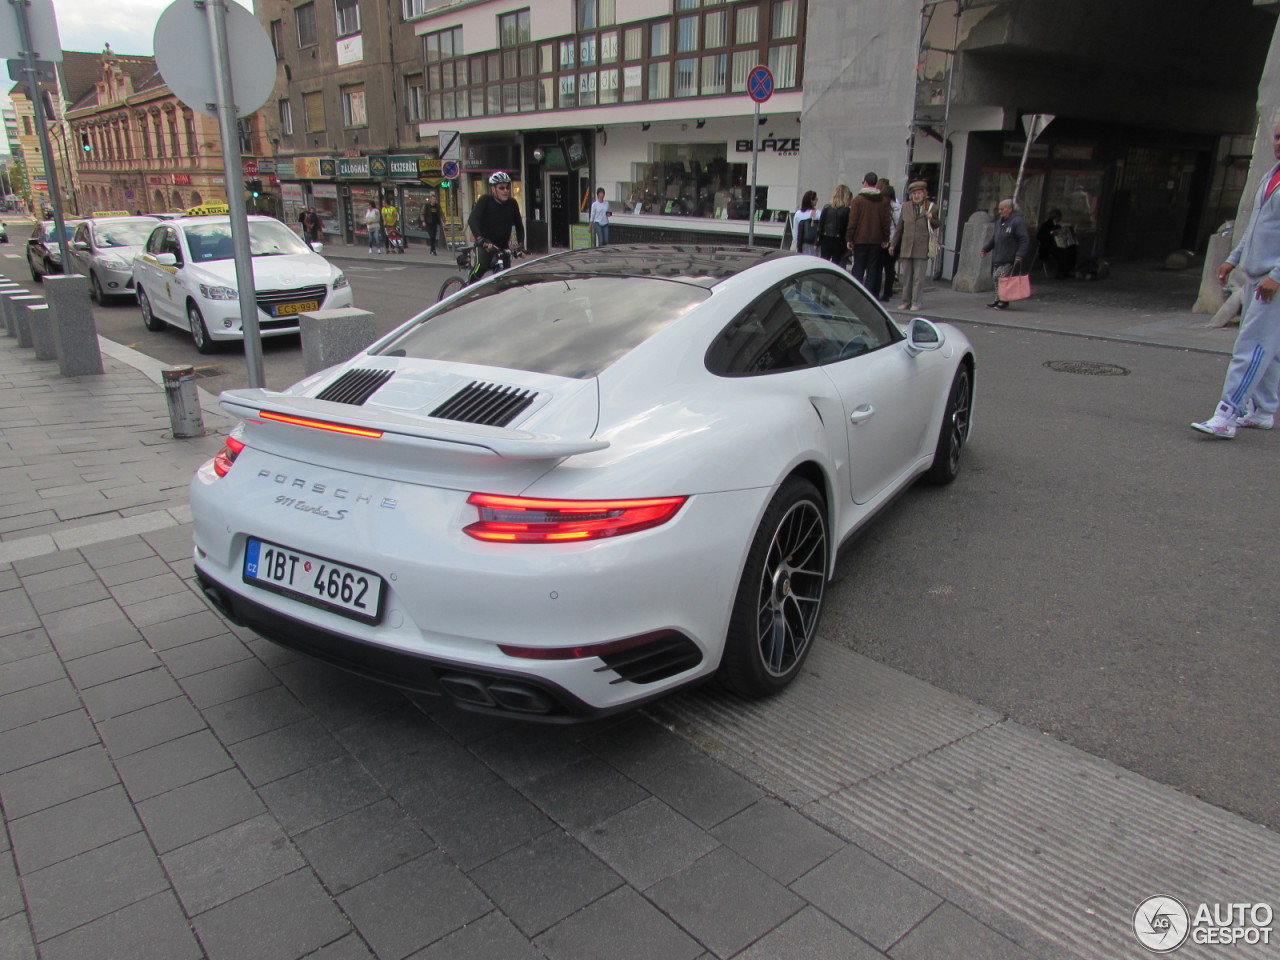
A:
184 220 313 262
378 273 708 379
94 221 155 247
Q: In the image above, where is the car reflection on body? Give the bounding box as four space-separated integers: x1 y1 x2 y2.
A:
131 212 352 353
27 218 86 281
190 245 976 720
68 215 160 303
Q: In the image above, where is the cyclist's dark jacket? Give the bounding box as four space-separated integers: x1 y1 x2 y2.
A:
468 194 525 248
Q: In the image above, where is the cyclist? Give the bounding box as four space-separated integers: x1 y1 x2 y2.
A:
466 171 525 283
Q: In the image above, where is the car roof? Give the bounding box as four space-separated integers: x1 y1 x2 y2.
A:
514 244 795 288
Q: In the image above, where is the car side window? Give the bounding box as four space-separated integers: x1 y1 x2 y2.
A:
145 228 165 256
162 228 184 265
706 270 903 376
73 223 89 246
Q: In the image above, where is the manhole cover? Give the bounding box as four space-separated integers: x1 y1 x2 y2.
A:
1043 360 1130 376
190 366 223 379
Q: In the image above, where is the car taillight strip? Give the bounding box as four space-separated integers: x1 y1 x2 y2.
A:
464 492 687 543
257 410 383 438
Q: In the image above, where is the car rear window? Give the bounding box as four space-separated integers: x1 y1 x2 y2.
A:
377 273 708 379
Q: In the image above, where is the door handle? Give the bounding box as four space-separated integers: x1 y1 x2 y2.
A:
849 404 875 424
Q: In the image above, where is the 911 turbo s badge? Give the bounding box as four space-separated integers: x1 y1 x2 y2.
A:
273 495 349 520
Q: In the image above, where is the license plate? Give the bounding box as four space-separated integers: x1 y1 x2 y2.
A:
271 300 320 316
243 537 384 624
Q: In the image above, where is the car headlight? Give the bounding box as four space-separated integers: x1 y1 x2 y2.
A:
199 283 238 300
333 272 349 290
97 255 129 269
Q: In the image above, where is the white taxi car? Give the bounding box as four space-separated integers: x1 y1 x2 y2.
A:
132 209 352 353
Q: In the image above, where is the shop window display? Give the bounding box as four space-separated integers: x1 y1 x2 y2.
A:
620 144 760 220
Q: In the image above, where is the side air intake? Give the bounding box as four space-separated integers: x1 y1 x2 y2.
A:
430 381 537 427
315 368 394 405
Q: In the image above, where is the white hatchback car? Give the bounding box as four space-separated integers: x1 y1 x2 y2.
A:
132 214 352 352
191 245 976 721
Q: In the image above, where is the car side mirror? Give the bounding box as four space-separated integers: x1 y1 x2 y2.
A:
904 317 944 356
74 241 89 250
155 252 177 267
310 241 324 253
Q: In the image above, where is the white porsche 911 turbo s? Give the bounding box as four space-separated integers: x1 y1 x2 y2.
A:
191 245 974 720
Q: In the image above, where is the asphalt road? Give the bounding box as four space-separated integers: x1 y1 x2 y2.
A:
5 252 1278 831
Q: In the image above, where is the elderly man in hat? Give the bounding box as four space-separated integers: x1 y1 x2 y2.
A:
889 180 940 312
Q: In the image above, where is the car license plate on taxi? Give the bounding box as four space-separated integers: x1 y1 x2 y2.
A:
243 537 383 624
271 300 320 316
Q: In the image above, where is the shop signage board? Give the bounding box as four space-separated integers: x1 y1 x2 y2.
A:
418 158 443 186
389 155 420 179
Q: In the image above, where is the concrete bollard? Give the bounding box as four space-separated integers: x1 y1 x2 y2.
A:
299 307 379 376
1 288 36 337
43 275 104 376
950 211 996 294
0 285 20 337
10 295 45 347
28 303 58 360
162 365 206 438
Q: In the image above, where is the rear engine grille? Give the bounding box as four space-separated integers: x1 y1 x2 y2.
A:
316 368 394 405
597 633 703 685
430 381 538 427
256 284 328 312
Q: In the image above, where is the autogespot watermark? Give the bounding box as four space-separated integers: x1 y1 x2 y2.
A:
1133 896 1273 952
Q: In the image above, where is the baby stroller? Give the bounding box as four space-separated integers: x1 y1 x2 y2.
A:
385 225 405 254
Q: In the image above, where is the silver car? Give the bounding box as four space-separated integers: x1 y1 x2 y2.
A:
69 216 160 303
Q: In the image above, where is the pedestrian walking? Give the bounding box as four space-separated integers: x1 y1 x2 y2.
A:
1192 120 1280 438
419 195 443 255
380 197 403 253
889 180 939 312
844 172 892 291
590 188 612 246
980 198 1030 309
363 202 383 253
791 190 820 255
817 185 852 265
876 180 902 301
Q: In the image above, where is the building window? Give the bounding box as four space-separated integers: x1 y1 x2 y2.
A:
771 0 798 39
701 53 726 94
730 50 754 92
296 2 317 46
735 5 758 44
651 22 670 57
576 0 614 28
704 10 726 47
22 116 32 135
499 9 530 46
579 71 597 106
768 44 797 87
558 74 576 108
402 0 428 19
601 30 618 63
648 61 670 99
599 67 618 104
676 15 698 53
270 19 284 58
623 64 642 102
425 25 462 61
580 35 597 67
342 86 367 126
560 40 575 69
184 113 196 154
279 97 294 135
674 58 698 97
405 76 425 121
304 90 325 132
334 0 360 38
236 117 252 154
624 27 642 61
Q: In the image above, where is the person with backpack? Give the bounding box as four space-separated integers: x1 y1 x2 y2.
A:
845 171 893 290
791 190 820 255
818 185 852 265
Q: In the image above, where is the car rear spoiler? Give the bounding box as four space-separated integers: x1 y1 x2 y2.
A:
219 389 610 460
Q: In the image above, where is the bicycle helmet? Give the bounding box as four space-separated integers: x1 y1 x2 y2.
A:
488 171 512 185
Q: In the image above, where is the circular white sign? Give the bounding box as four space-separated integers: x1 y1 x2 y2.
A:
1132 896 1191 953
153 0 276 118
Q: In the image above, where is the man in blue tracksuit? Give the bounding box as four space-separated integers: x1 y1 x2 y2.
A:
1193 121 1280 438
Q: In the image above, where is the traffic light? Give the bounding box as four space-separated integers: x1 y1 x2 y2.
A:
246 178 262 198
80 132 91 153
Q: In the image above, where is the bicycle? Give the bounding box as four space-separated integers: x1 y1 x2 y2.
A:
437 242 521 301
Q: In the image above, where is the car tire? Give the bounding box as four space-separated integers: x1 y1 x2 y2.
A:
29 259 42 282
437 276 465 302
922 364 972 486
188 302 218 354
89 272 106 305
720 476 828 697
138 288 166 332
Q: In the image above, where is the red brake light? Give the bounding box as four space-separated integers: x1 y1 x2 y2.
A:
212 433 245 477
258 410 383 438
464 492 687 543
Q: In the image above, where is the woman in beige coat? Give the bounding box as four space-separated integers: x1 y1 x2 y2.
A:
889 181 940 312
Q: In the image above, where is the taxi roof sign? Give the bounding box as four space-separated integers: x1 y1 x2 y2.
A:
185 202 231 216
88 210 132 218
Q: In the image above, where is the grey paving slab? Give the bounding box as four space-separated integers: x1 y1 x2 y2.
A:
0 709 98 775
0 679 80 734
0 629 52 665
116 729 235 801
888 902 1040 960
0 744 118 818
28 577 112 614
407 911 545 960
136 768 266 853
469 828 623 937
62 640 161 689
518 756 652 830
406 779 556 872
0 591 38 638
178 656 280 709
337 853 491 960
579 795 719 890
22 833 169 940
79 667 184 722
303 935 377 960
730 906 887 960
533 886 704 960
17 562 97 594
257 755 387 835
468 725 596 785
0 853 24 922
45 617 142 661
193 870 352 960
791 845 944 953
385 739 501 809
96 696 208 759
0 912 36 960
121 589 208 628
202 685 314 746
711 797 846 885
156 631 253 679
8 785 141 873
162 814 307 916
226 717 346 787
332 704 455 790
0 652 62 696
34 891 203 960
108 571 189 607
292 797 434 894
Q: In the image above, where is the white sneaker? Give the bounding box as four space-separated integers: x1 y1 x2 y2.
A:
1236 400 1275 429
1191 414 1237 438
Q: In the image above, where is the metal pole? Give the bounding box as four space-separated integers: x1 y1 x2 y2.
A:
202 0 265 389
747 100 760 246
11 0 72 268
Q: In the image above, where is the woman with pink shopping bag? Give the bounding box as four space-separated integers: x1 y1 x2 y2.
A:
981 198 1031 309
